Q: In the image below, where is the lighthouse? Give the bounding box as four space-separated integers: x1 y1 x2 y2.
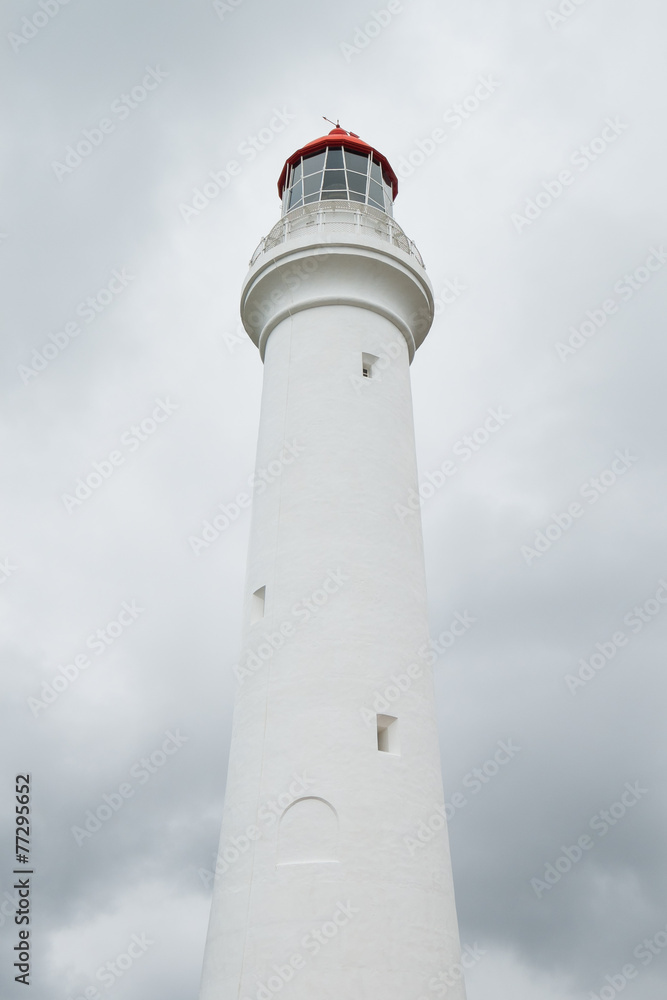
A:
198 125 467 1000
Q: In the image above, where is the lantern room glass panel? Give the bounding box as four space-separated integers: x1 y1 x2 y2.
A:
325 147 345 169
303 151 326 174
283 147 394 217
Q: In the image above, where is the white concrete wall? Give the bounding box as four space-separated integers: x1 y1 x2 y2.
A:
199 234 467 1000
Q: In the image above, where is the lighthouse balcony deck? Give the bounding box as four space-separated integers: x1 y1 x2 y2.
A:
249 200 425 269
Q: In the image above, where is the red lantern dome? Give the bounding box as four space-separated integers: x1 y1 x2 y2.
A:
277 127 399 216
278 127 399 198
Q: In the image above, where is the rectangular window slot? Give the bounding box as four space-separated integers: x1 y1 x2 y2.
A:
251 586 265 624
377 714 400 754
362 353 379 379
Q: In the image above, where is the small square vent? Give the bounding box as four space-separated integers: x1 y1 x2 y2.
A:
250 586 265 624
377 714 400 754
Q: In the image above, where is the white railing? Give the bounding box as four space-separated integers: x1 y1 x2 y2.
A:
249 201 425 268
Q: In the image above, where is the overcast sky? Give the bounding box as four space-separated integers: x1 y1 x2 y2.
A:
2 0 666 997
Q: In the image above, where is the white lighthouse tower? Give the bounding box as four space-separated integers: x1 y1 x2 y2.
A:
198 125 467 1000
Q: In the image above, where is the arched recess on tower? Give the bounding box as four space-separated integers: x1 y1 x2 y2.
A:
277 796 339 865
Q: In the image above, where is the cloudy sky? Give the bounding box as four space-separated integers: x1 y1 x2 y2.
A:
2 0 666 997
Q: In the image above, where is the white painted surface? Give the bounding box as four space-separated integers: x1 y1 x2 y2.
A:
198 209 467 1000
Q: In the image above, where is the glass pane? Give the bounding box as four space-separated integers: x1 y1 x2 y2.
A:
325 147 344 169
369 180 383 203
383 179 393 201
303 192 320 203
322 169 346 191
303 172 322 196
303 151 325 175
292 161 302 184
347 171 367 195
321 189 347 200
369 198 384 211
290 180 303 202
370 159 383 183
345 151 369 173
289 197 303 211
348 190 365 202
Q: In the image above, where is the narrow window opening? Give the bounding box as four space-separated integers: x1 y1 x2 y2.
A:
377 714 400 754
362 352 379 379
251 586 265 624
